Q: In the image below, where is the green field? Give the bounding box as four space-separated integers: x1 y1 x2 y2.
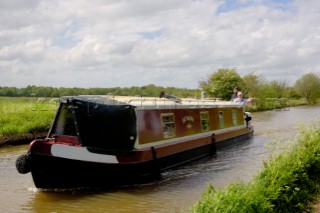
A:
0 97 58 136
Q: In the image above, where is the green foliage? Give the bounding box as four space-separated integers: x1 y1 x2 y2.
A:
294 73 320 105
246 98 306 112
242 72 265 98
268 80 288 99
202 70 291 101
0 85 200 99
201 68 244 100
192 122 320 212
242 72 290 100
201 69 318 108
285 87 301 99
0 97 57 136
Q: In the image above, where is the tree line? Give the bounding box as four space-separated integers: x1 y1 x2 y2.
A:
0 84 200 99
200 69 320 105
1 69 319 105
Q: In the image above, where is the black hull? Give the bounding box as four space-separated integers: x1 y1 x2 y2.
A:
30 132 253 189
30 155 157 189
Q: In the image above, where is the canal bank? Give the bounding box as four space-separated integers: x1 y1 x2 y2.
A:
246 98 307 112
0 132 47 147
192 120 320 212
0 106 319 212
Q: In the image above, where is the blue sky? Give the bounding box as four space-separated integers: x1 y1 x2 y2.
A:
217 0 294 13
0 0 319 89
139 29 164 40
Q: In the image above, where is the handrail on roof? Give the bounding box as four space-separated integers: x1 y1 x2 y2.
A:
104 96 238 108
70 95 241 109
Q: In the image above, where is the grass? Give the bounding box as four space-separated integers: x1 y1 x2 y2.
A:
191 121 320 212
0 97 58 136
246 98 307 112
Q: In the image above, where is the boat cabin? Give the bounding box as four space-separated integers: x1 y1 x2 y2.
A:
48 95 248 151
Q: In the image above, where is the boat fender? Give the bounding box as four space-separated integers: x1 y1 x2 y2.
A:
210 134 217 155
151 147 157 160
245 116 251 127
16 154 32 174
151 147 161 177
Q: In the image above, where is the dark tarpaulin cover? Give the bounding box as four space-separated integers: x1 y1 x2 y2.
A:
52 97 137 151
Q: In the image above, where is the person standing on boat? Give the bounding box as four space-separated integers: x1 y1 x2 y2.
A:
233 92 251 104
231 87 239 101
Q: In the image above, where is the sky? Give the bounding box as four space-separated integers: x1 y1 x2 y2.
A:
0 0 319 89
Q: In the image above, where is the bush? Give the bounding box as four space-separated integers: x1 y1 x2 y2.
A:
192 122 320 212
246 98 306 112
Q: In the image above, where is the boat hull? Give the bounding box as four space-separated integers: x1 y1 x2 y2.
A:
28 130 253 189
30 154 156 189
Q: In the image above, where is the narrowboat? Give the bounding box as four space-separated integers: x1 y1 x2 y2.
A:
16 95 253 189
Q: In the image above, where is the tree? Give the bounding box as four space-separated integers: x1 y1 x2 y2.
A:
242 73 290 99
284 87 300 99
294 73 320 105
201 68 244 100
242 72 265 98
268 80 288 99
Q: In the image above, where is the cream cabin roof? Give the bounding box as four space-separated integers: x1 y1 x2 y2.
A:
64 95 244 109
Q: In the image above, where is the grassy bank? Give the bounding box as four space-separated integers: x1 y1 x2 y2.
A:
192 121 320 212
0 97 57 136
246 98 307 112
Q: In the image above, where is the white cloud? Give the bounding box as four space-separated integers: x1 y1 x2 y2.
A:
0 0 320 89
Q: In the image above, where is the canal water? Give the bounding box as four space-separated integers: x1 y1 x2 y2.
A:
0 106 319 213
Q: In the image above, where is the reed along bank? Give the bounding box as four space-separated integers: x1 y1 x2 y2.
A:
192 121 320 212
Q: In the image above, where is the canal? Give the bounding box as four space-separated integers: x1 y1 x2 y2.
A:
0 106 319 213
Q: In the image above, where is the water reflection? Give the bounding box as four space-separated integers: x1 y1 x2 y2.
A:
0 106 319 213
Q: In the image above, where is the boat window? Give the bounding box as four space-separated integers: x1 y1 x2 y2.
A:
200 111 210 131
232 110 238 126
218 111 224 128
161 113 175 138
50 104 77 136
